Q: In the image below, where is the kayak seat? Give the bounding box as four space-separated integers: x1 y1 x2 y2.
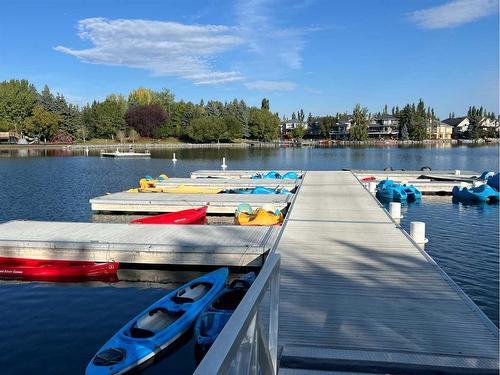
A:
172 282 212 304
129 327 155 338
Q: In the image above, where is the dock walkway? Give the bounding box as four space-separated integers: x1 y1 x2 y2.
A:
277 171 498 374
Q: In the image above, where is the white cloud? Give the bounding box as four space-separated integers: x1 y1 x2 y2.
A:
55 17 244 85
244 80 297 91
409 0 498 29
304 86 321 94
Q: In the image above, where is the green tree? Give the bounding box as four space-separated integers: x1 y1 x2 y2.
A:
0 79 38 132
128 87 154 107
186 116 225 142
22 105 59 141
224 115 243 140
291 124 306 140
349 104 368 141
298 109 305 122
261 98 270 111
92 97 127 138
248 108 280 141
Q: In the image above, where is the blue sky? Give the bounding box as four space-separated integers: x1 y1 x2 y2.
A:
0 0 498 118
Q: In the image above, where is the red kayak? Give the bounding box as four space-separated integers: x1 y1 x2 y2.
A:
130 206 208 225
0 257 119 281
361 176 376 182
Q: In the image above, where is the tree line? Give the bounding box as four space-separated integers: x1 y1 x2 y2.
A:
0 79 280 143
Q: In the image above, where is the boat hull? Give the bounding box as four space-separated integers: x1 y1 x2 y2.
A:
0 257 118 281
452 185 499 202
130 207 208 225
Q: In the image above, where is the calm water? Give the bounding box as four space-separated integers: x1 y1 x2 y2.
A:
0 144 498 374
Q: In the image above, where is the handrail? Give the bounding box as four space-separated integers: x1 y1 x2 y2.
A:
193 253 281 375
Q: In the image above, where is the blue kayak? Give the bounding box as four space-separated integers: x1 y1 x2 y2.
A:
452 184 499 202
86 268 228 375
226 186 291 194
376 180 422 201
487 173 499 190
194 272 256 354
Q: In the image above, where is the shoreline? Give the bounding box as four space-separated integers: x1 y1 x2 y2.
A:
0 138 497 151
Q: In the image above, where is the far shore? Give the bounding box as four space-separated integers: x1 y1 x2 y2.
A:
0 138 498 151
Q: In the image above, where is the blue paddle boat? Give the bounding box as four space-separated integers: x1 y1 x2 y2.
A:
477 171 495 180
487 173 499 190
251 171 300 179
452 184 499 202
86 268 228 375
376 180 422 201
226 186 291 194
194 272 256 354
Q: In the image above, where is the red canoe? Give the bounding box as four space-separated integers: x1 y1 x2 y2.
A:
0 257 119 281
361 176 376 182
130 206 208 225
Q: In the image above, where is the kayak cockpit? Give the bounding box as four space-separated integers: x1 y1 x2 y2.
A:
127 309 184 338
92 347 126 366
172 282 212 304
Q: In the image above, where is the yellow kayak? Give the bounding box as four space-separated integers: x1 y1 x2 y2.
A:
236 208 283 226
127 185 223 194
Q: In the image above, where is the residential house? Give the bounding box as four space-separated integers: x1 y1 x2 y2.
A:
281 119 304 138
0 131 18 144
442 117 470 138
306 121 321 137
331 116 352 140
426 120 453 140
368 114 399 138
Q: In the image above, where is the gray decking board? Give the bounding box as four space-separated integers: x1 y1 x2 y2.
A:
90 192 292 214
155 177 298 188
0 220 279 266
277 171 498 373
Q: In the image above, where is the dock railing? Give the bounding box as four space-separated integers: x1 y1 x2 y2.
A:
193 253 281 375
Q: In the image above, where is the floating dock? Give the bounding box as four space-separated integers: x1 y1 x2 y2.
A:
0 221 279 267
155 177 299 189
190 170 303 179
276 171 499 374
90 192 292 214
100 150 151 158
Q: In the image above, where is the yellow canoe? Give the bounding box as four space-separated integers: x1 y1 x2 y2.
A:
236 208 283 226
127 185 223 194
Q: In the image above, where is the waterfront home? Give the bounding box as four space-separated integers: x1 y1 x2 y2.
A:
331 119 351 140
306 121 321 137
368 114 399 138
426 119 453 140
0 131 19 144
442 116 470 137
281 119 304 137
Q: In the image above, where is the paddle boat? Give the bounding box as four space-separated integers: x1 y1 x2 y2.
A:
139 174 168 189
251 171 301 180
475 171 495 181
130 207 208 225
376 180 422 201
0 257 118 281
127 185 223 194
452 184 499 202
487 173 499 190
235 204 283 226
360 176 376 182
194 272 256 354
86 268 228 375
225 186 291 195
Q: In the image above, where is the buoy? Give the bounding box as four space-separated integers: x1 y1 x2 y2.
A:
410 221 428 246
454 170 461 175
172 153 177 162
389 202 402 220
221 157 227 169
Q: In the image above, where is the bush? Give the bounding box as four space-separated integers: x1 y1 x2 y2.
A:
125 104 167 137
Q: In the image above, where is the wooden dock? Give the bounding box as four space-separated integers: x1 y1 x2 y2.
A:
0 221 279 267
191 170 303 179
276 171 499 374
90 192 292 214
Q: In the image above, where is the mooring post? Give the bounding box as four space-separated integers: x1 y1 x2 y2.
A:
410 221 428 246
368 181 377 194
389 202 402 220
221 157 227 170
454 169 461 175
172 153 177 162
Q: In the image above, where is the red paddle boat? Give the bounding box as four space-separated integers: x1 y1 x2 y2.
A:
0 257 119 281
130 206 208 225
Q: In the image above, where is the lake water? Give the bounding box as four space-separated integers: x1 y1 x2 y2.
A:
0 144 498 374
